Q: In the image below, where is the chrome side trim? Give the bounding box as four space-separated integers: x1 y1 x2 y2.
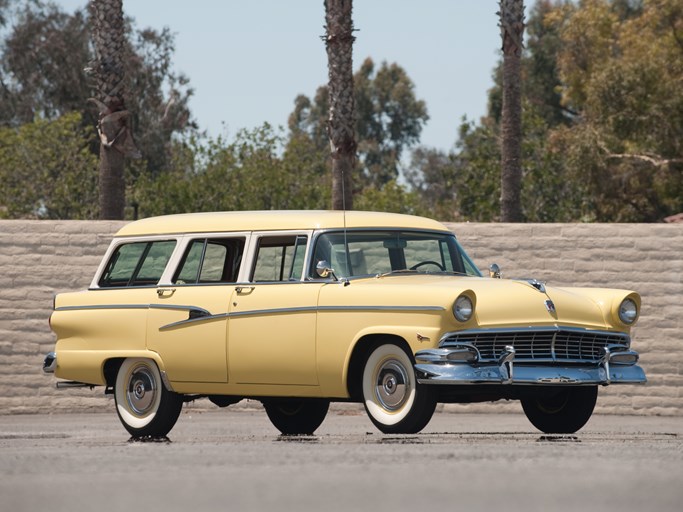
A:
149 304 212 316
55 303 211 316
55 304 149 311
56 304 443 315
160 313 230 331
318 305 446 312
230 305 445 318
230 306 318 318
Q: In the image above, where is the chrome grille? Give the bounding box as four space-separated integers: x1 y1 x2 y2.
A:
440 328 630 363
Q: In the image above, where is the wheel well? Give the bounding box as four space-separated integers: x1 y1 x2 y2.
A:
346 334 412 402
103 358 125 387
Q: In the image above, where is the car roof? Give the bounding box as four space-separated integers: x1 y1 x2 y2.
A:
114 210 451 237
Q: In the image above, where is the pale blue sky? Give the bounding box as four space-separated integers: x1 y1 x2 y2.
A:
51 1 505 152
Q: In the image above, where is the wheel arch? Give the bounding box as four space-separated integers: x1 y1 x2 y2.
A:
103 358 125 387
102 351 170 390
346 333 413 402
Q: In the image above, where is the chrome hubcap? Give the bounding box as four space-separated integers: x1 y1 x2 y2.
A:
126 365 157 415
375 360 410 411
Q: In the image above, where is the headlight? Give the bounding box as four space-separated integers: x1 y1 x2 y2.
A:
453 295 474 322
618 298 638 325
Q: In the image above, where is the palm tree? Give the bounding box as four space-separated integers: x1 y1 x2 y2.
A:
324 0 356 210
499 0 525 222
88 0 139 220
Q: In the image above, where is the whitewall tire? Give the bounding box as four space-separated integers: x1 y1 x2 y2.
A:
362 343 437 434
114 358 183 437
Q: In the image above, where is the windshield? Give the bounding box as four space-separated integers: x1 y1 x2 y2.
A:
310 230 481 279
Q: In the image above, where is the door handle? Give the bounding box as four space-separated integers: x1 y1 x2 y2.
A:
235 286 255 295
157 288 176 297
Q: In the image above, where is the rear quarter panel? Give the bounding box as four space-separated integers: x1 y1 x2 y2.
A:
51 289 152 384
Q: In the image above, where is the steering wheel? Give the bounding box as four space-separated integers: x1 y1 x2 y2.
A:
409 260 446 271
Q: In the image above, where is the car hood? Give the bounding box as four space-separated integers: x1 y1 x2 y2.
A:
327 275 635 331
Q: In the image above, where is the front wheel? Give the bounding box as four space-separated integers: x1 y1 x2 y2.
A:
521 386 598 434
362 343 437 434
263 399 330 435
114 358 183 438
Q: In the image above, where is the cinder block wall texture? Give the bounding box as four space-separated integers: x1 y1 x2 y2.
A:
1 220 681 416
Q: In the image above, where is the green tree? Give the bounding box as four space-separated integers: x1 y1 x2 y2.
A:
353 180 426 216
1 1 91 125
404 147 459 220
427 0 682 223
133 124 330 217
554 0 683 220
0 112 98 218
523 0 573 127
289 57 428 190
0 1 194 176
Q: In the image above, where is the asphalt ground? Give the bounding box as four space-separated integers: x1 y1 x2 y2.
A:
1 409 682 512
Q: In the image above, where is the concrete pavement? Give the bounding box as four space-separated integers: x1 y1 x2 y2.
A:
1 409 681 512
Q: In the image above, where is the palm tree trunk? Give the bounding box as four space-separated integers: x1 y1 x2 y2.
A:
324 0 356 210
499 0 525 222
89 0 137 220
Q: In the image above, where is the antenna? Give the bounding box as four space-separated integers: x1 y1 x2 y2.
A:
341 164 350 285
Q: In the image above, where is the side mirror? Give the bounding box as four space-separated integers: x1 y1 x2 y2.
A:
489 263 501 279
316 260 336 279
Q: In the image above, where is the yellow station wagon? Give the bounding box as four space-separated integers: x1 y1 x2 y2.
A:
43 211 646 437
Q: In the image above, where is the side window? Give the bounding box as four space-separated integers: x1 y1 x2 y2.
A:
173 237 245 284
251 235 308 282
99 240 176 288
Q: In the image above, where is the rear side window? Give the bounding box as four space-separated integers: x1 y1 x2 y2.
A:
99 240 176 287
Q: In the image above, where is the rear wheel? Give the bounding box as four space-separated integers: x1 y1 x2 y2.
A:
114 358 183 437
361 343 437 434
521 386 598 434
263 399 330 435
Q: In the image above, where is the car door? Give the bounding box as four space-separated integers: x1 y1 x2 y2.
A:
146 236 246 383
228 233 322 386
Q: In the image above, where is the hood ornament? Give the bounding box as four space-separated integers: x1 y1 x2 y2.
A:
526 279 546 293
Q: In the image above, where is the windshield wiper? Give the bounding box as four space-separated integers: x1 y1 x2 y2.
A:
376 269 420 278
377 269 473 278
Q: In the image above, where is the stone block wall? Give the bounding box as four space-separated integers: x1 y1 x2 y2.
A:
1 220 681 416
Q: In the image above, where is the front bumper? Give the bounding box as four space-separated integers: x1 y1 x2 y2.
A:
415 345 647 386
